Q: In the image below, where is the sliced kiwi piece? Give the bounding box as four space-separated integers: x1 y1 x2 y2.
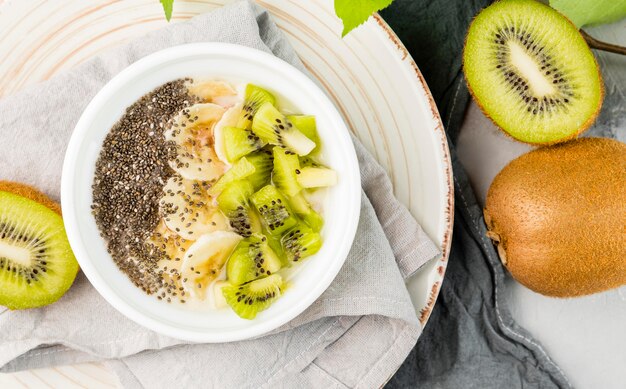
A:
222 273 284 319
226 233 282 285
237 84 276 129
281 223 322 263
250 185 298 236
217 180 262 237
463 0 603 145
296 167 338 189
265 233 288 266
245 148 274 191
288 193 323 232
208 156 256 196
286 115 320 154
272 147 302 197
251 103 316 156
0 191 78 310
222 126 265 162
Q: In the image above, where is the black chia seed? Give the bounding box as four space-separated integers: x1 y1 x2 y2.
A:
91 79 197 297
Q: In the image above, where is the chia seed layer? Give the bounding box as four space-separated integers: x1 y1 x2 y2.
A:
91 79 195 295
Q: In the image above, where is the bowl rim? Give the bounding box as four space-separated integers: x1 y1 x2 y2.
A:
61 42 361 342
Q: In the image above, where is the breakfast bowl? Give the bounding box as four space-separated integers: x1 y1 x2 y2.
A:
61 43 361 342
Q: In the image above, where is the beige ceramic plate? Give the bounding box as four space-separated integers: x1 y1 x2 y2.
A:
0 0 452 386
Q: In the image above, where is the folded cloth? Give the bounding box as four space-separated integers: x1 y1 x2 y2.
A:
0 1 440 388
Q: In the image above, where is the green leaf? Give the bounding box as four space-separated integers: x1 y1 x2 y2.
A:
160 0 174 22
335 0 395 37
550 0 626 27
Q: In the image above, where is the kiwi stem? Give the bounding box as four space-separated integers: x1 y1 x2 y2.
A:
581 30 626 56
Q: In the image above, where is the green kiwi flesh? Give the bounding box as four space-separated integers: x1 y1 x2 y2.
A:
217 180 262 237
250 185 298 236
222 273 284 319
299 156 324 168
281 223 322 262
286 115 320 154
245 149 274 191
237 84 277 129
463 0 603 144
222 126 265 162
251 103 316 156
272 147 302 196
0 191 78 309
208 156 256 196
288 193 323 231
226 233 282 285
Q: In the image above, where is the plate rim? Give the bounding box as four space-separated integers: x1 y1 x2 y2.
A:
372 13 454 326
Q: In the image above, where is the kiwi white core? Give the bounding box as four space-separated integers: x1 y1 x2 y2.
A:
508 41 554 97
0 240 32 266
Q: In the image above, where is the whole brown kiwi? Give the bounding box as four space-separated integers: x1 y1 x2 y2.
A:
484 138 626 297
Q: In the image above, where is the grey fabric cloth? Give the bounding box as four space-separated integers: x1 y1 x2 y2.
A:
0 1 440 388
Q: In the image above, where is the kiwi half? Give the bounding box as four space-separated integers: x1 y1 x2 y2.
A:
463 0 603 145
0 190 78 309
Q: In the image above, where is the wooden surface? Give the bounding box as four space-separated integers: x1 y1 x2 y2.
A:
0 363 118 388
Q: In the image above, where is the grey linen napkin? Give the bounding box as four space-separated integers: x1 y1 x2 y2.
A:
0 1 440 388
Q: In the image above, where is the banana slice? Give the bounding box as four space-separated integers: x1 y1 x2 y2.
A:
212 280 229 309
181 231 243 299
186 80 240 108
165 103 227 181
159 175 229 240
213 102 244 165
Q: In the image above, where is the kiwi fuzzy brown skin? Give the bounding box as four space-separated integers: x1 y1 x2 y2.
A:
484 138 626 297
0 181 61 215
462 0 605 146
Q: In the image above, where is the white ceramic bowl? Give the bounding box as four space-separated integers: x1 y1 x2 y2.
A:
61 43 360 342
